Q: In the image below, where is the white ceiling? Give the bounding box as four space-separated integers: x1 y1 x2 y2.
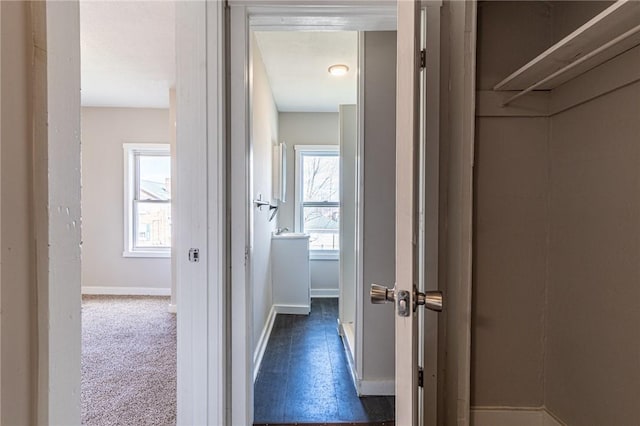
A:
80 3 356 112
80 1 175 108
254 31 358 112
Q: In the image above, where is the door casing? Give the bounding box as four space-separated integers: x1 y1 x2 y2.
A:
37 2 227 424
228 1 398 424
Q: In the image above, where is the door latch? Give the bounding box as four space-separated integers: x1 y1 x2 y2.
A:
396 290 411 317
188 248 200 263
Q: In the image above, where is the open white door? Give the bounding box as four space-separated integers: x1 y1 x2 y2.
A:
395 0 429 423
390 2 477 425
370 1 443 424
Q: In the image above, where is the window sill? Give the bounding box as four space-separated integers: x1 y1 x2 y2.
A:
310 252 339 261
123 250 171 259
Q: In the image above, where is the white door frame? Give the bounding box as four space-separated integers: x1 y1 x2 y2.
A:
34 2 82 423
38 1 226 424
176 2 227 425
228 2 396 424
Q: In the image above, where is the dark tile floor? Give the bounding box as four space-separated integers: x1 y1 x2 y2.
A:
254 298 395 425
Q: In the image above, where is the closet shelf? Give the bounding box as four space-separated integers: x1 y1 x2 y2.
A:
494 0 640 105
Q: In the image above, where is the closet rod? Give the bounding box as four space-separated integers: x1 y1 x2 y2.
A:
501 22 640 107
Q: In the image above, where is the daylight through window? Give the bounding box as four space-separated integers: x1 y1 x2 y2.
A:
295 146 340 258
123 144 171 257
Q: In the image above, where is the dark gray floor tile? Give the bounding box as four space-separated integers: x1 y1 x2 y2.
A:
254 298 394 424
254 371 287 423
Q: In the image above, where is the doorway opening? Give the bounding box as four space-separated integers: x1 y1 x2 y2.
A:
244 21 398 424
79 2 177 423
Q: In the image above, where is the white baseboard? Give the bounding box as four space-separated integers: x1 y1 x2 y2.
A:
253 305 277 382
337 320 360 395
336 319 394 396
471 407 565 426
273 304 310 315
167 303 177 313
81 286 171 296
310 288 339 298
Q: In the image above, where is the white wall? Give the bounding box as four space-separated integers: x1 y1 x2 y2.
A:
81 107 171 291
251 39 278 351
278 112 339 293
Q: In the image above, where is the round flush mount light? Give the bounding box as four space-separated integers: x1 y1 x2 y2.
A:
328 64 349 76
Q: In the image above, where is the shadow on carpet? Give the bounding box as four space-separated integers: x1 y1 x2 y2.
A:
82 295 176 426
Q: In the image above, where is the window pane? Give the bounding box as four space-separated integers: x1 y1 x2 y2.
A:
135 202 171 248
303 206 339 251
302 154 339 202
138 155 171 201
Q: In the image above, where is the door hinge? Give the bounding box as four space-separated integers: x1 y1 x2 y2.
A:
418 366 424 387
420 49 426 69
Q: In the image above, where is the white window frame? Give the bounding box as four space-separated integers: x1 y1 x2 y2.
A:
294 144 340 260
123 143 171 258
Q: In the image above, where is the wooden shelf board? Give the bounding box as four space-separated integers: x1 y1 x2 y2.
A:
494 0 640 92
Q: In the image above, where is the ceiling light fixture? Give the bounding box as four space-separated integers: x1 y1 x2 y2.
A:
328 64 349 76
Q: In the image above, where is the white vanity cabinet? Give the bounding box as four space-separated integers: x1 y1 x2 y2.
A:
271 233 310 315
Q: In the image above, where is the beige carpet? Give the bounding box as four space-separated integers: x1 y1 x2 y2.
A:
82 295 176 425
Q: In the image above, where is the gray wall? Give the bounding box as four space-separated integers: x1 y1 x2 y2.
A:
277 112 339 230
361 31 396 384
339 105 357 325
1 2 36 423
278 112 339 292
473 2 640 423
81 107 172 291
473 1 552 407
546 73 640 426
251 39 278 351
473 117 549 406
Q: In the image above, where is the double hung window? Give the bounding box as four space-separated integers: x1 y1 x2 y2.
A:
295 145 340 259
123 144 171 257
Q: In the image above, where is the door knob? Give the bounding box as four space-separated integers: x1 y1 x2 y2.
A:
370 283 395 304
416 290 443 312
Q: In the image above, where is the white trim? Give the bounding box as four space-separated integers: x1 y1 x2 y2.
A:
310 288 340 298
230 5 253 425
168 304 177 314
273 304 311 315
121 251 170 258
245 4 397 31
395 2 420 423
355 29 365 405
122 143 171 258
37 2 82 423
253 306 277 382
470 407 565 426
310 251 339 260
294 144 340 152
81 286 171 296
175 1 227 424
205 1 228 423
422 4 442 424
338 320 359 396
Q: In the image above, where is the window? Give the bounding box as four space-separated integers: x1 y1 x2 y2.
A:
123 144 171 257
295 145 340 259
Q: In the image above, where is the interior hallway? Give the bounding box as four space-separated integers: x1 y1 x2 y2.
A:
254 298 395 425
